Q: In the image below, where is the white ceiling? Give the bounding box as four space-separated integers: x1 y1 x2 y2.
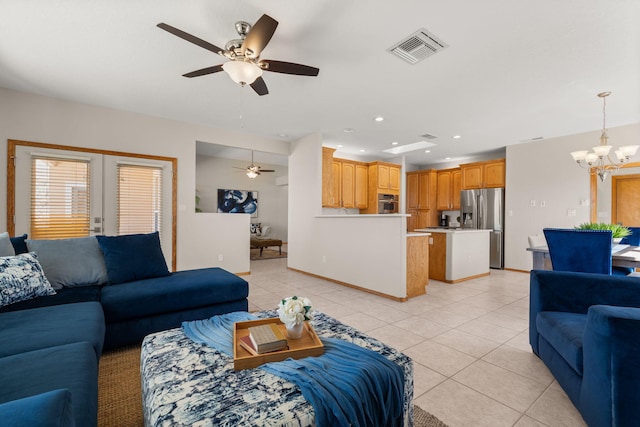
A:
1 1 638 167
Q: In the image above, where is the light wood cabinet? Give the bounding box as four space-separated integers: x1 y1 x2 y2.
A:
363 161 401 213
428 232 447 282
436 168 462 210
461 158 505 190
406 235 429 297
406 170 438 231
355 163 368 209
341 161 356 208
321 147 368 209
369 162 401 193
321 147 336 207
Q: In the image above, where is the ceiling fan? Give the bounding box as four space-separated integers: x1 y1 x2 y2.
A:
234 151 275 178
157 14 319 96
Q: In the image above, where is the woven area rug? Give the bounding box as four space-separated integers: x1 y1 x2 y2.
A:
415 405 449 427
250 247 287 260
98 344 143 427
98 344 447 427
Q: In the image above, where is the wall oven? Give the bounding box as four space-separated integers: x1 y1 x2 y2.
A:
378 194 398 214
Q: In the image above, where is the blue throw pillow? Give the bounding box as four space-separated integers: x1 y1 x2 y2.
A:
96 232 170 284
0 252 56 308
10 234 28 254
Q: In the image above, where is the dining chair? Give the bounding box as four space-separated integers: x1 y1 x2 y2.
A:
620 226 640 246
542 228 613 275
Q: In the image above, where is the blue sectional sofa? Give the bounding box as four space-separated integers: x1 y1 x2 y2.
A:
0 232 249 426
529 270 640 427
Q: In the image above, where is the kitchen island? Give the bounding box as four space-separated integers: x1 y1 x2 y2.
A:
415 228 491 283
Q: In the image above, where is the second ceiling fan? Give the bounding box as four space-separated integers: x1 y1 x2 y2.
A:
157 14 319 96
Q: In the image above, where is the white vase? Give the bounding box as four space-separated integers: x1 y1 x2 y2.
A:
285 322 304 339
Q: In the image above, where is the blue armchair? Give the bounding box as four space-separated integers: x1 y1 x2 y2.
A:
530 270 640 427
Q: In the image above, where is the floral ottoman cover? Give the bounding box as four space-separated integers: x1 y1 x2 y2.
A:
141 310 414 427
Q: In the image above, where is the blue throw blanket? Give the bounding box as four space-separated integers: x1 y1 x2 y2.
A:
182 312 404 427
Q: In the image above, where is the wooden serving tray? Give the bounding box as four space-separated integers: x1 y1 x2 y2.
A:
233 317 324 370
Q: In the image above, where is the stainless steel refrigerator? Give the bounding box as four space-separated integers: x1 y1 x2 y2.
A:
460 188 505 269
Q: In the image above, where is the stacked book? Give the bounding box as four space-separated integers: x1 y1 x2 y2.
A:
240 323 288 355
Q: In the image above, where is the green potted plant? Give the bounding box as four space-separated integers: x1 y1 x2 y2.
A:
575 222 631 243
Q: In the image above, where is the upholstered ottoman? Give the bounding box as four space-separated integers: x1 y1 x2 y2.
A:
141 311 413 427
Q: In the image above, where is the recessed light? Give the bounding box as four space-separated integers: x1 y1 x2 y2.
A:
453 135 461 139
425 150 431 153
278 133 288 138
391 141 399 145
337 144 343 148
445 157 452 160
360 149 366 152
374 116 384 122
343 128 355 133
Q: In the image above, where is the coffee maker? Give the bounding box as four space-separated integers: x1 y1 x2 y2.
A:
439 213 447 227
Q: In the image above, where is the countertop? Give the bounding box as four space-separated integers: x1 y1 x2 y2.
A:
414 228 492 234
316 214 410 218
406 232 431 237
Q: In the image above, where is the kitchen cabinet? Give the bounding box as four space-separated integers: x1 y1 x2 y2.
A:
406 169 437 230
369 162 401 193
417 228 491 283
406 234 429 297
322 147 368 209
363 161 401 213
354 163 368 209
322 147 336 207
436 168 462 210
460 159 505 190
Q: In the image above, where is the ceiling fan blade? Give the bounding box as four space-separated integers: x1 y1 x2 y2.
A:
242 14 278 58
183 65 224 78
259 169 275 172
250 76 269 96
157 23 224 55
260 60 319 76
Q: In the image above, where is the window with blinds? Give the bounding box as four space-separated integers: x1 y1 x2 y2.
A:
31 156 90 239
117 163 163 235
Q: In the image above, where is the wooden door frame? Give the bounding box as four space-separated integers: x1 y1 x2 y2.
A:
7 139 178 271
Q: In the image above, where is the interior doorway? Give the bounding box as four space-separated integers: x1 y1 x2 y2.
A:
612 174 640 226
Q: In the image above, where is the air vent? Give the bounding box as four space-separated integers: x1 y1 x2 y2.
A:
388 28 448 64
420 133 438 140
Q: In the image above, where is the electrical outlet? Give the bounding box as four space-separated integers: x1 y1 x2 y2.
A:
322 255 326 263
540 200 546 208
567 209 577 217
218 254 223 261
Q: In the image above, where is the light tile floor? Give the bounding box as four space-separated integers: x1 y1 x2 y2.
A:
246 256 587 427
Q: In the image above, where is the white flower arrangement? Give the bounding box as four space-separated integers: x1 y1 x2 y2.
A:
277 296 313 328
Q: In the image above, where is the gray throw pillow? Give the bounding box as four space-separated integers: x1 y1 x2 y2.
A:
0 232 16 257
26 237 108 290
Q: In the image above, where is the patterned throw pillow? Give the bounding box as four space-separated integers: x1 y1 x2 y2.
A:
0 253 56 308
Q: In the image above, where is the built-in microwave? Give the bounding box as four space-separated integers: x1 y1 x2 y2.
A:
378 194 398 214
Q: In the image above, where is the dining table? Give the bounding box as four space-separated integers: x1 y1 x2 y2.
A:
527 244 640 271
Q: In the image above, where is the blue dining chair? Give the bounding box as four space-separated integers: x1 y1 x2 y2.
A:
543 228 613 275
620 226 640 246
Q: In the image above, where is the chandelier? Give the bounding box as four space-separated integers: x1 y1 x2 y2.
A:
570 92 638 182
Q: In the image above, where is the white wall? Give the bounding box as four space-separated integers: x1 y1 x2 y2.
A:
505 123 640 271
288 134 409 299
0 87 290 274
195 154 289 242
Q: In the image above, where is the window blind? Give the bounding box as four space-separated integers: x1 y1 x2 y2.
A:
30 156 90 239
117 163 163 235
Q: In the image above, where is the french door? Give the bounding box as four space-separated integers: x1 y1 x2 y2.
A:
12 143 174 266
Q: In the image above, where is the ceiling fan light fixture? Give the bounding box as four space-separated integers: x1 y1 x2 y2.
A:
222 61 263 86
246 169 259 179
